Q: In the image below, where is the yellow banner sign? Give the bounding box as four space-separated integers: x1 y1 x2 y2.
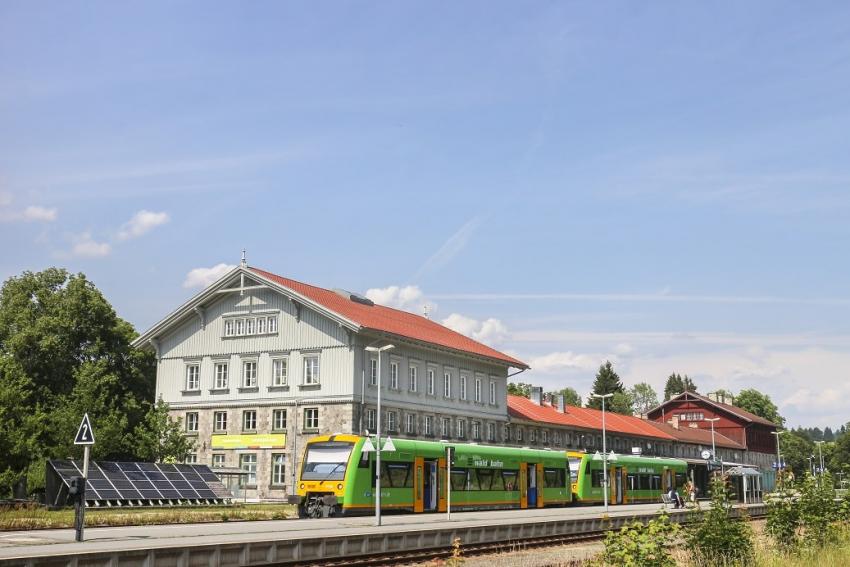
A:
211 434 287 450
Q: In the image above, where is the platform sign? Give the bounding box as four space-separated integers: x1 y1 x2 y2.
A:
74 414 95 445
361 438 376 452
382 437 396 452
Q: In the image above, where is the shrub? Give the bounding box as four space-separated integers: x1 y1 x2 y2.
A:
798 472 839 549
599 512 680 567
687 475 754 566
765 484 800 551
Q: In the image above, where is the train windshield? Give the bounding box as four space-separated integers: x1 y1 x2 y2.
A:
568 457 582 482
301 441 355 481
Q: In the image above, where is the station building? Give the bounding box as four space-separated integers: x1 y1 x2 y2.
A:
133 261 527 500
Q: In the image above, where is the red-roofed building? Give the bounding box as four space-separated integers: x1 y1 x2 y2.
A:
134 262 527 500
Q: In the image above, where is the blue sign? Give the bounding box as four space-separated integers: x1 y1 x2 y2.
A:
772 461 786 469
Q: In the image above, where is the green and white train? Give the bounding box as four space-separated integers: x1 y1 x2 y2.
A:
294 434 688 517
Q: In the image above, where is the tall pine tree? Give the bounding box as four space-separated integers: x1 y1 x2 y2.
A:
663 373 697 401
586 361 625 410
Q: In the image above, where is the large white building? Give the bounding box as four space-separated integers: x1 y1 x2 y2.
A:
133 260 528 500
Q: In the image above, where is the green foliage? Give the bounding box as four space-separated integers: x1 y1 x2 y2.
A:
798 472 839 549
765 484 800 551
599 513 680 567
507 382 532 397
734 389 784 427
687 476 754 566
133 399 196 463
779 431 816 478
609 391 634 416
586 361 625 410
663 373 696 401
546 387 582 407
0 268 157 497
628 382 658 415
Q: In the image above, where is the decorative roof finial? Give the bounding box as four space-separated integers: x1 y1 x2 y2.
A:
240 249 247 268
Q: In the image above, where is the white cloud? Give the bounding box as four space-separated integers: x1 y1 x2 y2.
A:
528 351 603 373
183 263 236 288
118 210 170 240
365 285 427 312
442 313 510 345
70 232 111 258
0 204 58 222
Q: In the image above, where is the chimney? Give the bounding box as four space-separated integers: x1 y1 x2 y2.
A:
556 395 566 413
530 386 543 405
668 415 680 430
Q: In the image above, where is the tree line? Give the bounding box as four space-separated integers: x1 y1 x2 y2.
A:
0 269 193 499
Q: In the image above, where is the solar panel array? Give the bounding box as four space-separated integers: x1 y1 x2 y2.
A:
48 460 232 506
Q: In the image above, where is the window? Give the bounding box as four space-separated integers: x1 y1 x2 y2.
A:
245 318 255 335
184 454 198 464
504 425 511 441
239 454 257 486
542 430 549 444
267 315 277 333
185 365 200 391
425 415 433 436
185 412 199 432
472 421 480 440
366 408 376 431
257 317 266 334
408 366 417 392
444 373 452 398
387 411 397 432
212 454 225 468
457 419 466 438
243 410 257 431
406 413 415 434
489 381 496 405
214 363 228 389
370 359 378 386
441 417 451 438
460 374 467 400
475 378 482 402
303 407 319 430
224 320 234 336
272 454 286 485
517 428 524 442
272 357 288 386
242 360 257 388
427 369 435 395
235 319 244 335
530 429 537 443
273 409 287 431
679 412 705 421
214 411 227 432
488 423 496 442
390 362 399 389
304 355 320 385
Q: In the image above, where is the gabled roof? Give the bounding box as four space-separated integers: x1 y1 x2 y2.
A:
648 391 777 427
507 395 677 441
133 265 527 369
647 421 745 450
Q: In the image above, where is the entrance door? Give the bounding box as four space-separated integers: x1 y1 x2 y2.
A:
614 467 625 504
437 458 447 512
519 463 528 509
423 461 437 511
414 457 424 513
527 464 537 508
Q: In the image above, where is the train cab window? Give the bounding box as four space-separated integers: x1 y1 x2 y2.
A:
301 441 354 481
502 470 518 491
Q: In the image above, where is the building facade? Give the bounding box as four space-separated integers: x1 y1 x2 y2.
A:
133 263 527 500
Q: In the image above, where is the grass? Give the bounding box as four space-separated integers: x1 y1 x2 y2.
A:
0 502 296 530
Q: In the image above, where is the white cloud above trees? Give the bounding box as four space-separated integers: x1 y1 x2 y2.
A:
183 263 237 288
118 210 170 240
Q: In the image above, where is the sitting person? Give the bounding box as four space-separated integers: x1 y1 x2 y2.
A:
668 486 682 508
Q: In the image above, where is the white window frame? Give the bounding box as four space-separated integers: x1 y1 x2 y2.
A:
185 364 200 391
387 411 397 432
239 453 257 486
212 453 226 468
235 319 244 335
475 378 482 403
472 421 480 440
214 362 228 389
271 453 286 485
257 317 266 334
427 369 435 395
267 315 278 333
457 419 466 439
303 355 320 385
489 381 496 405
488 423 496 442
460 374 467 401
272 357 288 386
224 320 234 336
245 318 255 335
366 408 377 431
243 410 257 431
406 413 415 434
272 408 287 431
517 428 524 442
242 360 257 388
408 366 417 392
186 412 199 432
214 411 227 432
441 417 450 438
425 415 433 436
390 362 399 389
370 359 378 386
303 407 319 430
444 372 452 398
184 453 198 464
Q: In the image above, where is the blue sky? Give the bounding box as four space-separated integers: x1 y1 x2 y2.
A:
3 2 850 427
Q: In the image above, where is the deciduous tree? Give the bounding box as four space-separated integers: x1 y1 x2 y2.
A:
629 382 659 415
734 389 784 427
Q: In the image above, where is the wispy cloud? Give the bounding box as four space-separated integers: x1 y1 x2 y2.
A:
430 291 850 306
183 263 236 288
69 232 111 258
0 205 58 223
118 210 170 240
414 216 483 280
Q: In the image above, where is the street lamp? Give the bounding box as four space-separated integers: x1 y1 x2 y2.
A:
705 418 720 465
365 343 395 526
815 440 825 477
771 431 783 488
589 392 614 513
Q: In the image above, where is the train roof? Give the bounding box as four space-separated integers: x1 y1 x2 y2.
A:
575 453 688 467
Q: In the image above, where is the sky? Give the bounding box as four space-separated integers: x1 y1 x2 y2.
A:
2 2 850 428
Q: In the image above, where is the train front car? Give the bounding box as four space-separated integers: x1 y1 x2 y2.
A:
295 434 360 518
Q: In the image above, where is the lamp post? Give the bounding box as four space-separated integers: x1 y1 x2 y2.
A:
815 440 825 477
589 392 614 513
365 343 395 527
705 417 720 465
770 431 783 488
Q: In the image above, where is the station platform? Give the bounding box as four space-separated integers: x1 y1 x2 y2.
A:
0 502 766 566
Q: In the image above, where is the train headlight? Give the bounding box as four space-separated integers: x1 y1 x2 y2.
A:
300 483 305 490
337 483 343 490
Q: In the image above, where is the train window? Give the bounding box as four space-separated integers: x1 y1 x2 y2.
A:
651 474 662 490
591 470 604 487
568 458 581 482
543 468 566 488
450 468 469 491
472 469 493 490
502 470 518 491
490 470 506 491
381 462 413 488
675 473 687 488
627 474 637 490
358 450 370 469
301 442 354 481
638 475 650 490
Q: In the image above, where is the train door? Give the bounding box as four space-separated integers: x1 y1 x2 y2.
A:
536 465 545 508
422 460 437 512
414 457 424 513
614 467 625 505
437 458 447 512
527 464 537 508
519 463 528 509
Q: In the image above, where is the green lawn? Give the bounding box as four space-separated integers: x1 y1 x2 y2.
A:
0 503 296 530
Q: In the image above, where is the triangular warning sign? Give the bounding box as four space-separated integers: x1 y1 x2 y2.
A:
361 437 376 452
74 413 95 445
381 436 396 452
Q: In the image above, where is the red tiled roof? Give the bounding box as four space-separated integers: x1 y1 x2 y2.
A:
649 391 778 427
249 267 527 368
507 395 676 440
648 421 745 450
